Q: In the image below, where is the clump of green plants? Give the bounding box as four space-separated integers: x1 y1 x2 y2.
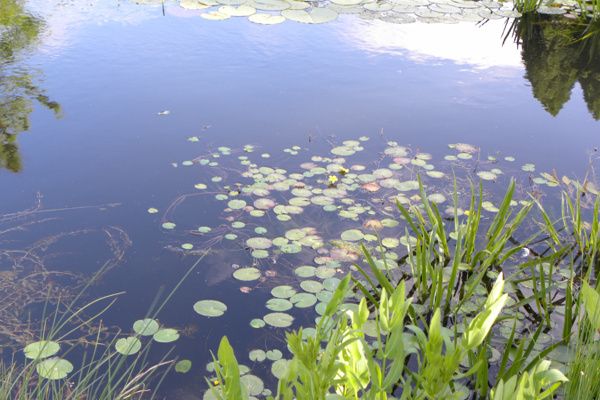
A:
205 179 600 399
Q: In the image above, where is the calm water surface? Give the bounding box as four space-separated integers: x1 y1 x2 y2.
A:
1 1 599 397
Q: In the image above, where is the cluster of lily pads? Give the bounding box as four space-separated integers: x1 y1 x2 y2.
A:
21 317 190 381
176 0 522 24
145 131 584 397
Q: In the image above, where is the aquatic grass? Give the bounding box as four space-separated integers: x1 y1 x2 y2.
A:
0 252 209 399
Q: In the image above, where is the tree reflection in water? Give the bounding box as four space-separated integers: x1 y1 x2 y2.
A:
508 14 600 120
0 0 61 173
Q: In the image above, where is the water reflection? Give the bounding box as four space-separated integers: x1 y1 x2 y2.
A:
510 15 600 120
0 0 61 173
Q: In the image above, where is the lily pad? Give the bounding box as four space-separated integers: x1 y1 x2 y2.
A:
263 312 294 328
175 359 192 373
248 13 286 23
246 237 272 250
153 328 180 343
233 267 261 281
281 8 338 23
133 319 160 336
115 337 142 356
24 341 60 360
36 357 73 380
162 222 176 230
194 300 228 317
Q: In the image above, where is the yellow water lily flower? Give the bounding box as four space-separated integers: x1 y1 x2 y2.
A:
339 167 349 176
328 175 338 185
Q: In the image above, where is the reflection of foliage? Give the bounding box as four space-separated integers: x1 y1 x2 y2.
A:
0 0 62 172
0 197 130 346
510 14 600 119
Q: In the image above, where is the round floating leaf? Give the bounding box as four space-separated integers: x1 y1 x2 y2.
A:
426 171 445 178
382 237 400 248
249 349 266 362
290 292 317 308
133 319 159 336
250 318 266 328
162 222 176 230
246 237 272 250
218 4 256 15
252 249 269 258
285 229 306 241
248 13 286 23
340 229 363 242
280 243 302 254
233 267 261 281
281 7 338 23
271 359 290 379
175 359 192 373
266 298 293 311
198 226 212 233
428 193 446 204
115 337 142 356
36 357 73 380
294 265 316 278
300 280 323 293
263 312 294 328
522 163 535 172
477 171 497 181
24 341 60 360
241 374 264 396
153 328 180 343
315 266 336 279
266 349 283 360
181 243 194 250
147 208 159 214
271 285 296 298
194 300 228 317
228 199 247 209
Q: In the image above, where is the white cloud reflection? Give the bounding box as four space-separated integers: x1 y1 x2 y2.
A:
339 18 523 70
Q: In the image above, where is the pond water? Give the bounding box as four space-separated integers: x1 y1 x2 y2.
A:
1 0 600 398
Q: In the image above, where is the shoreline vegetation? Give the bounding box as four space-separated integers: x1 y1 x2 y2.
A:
202 181 600 399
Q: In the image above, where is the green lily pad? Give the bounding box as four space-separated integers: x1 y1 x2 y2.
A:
263 312 294 328
246 237 272 250
175 359 192 373
266 298 293 311
294 265 316 277
477 171 497 181
133 319 160 336
241 374 264 395
194 300 228 317
300 280 323 293
271 359 291 379
249 349 267 361
340 229 363 242
228 199 247 209
36 357 73 380
115 337 142 356
290 292 317 308
233 267 261 281
266 349 283 360
271 285 297 298
153 328 180 343
250 318 266 328
162 222 176 230
24 341 60 360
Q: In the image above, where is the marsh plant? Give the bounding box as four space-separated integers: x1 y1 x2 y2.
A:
0 253 208 400
205 180 600 399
